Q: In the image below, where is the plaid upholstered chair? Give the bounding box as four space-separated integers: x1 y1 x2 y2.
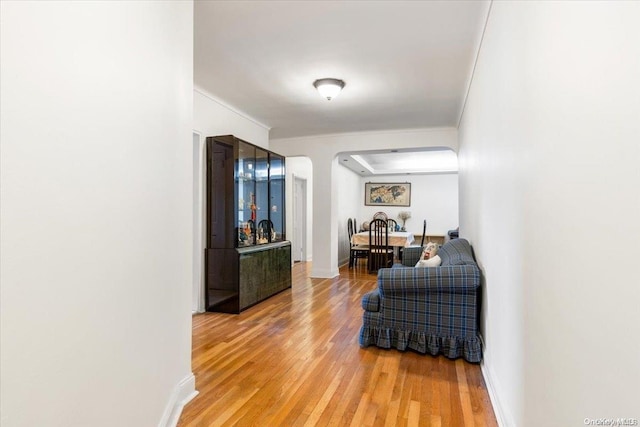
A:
359 238 482 362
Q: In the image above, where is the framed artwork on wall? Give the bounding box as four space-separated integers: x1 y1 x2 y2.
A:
364 182 411 207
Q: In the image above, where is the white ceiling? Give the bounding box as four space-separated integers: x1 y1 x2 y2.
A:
194 0 490 173
338 148 458 177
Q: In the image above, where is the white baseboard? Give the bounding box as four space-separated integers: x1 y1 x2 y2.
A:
158 373 198 427
480 363 514 427
310 267 339 278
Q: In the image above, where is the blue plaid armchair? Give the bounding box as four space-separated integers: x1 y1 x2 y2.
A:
359 238 482 362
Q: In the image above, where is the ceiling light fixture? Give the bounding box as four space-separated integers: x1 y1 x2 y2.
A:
313 78 345 100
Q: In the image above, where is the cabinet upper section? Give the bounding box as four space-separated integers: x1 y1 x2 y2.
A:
206 135 286 249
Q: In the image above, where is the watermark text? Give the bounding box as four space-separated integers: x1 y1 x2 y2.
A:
584 418 638 426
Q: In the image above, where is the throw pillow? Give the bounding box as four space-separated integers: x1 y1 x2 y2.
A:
415 255 441 268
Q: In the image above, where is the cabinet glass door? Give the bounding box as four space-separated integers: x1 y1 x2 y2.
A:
269 154 285 242
236 141 256 247
255 148 270 244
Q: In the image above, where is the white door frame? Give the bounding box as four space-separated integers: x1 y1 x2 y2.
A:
192 131 205 313
292 175 307 262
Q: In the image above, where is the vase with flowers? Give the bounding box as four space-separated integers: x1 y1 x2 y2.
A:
398 211 411 232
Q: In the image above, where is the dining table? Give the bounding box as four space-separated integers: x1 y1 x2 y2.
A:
350 230 415 248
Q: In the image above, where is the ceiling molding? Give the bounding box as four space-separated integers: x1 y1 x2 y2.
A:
457 1 493 129
194 86 271 131
270 126 459 143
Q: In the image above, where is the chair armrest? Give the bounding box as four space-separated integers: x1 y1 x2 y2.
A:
377 265 480 296
361 290 380 312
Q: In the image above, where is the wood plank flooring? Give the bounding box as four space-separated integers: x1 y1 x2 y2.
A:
178 262 497 427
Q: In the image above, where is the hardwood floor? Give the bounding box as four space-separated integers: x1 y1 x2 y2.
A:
178 262 497 427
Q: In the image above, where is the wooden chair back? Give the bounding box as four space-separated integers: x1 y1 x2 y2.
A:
347 218 355 242
368 218 392 272
372 211 388 221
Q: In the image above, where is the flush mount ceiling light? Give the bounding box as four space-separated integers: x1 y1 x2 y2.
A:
313 78 345 100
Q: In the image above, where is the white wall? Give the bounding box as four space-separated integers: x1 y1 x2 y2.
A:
0 2 195 427
191 90 271 312
271 128 457 277
342 172 460 267
459 2 640 426
358 174 458 237
336 164 362 266
285 157 314 262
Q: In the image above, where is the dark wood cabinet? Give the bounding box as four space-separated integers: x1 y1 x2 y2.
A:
205 135 291 313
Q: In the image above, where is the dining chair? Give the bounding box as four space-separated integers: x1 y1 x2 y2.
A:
400 219 426 261
348 218 369 268
385 218 399 258
419 219 427 247
258 219 274 241
368 218 393 273
347 218 353 267
372 211 388 221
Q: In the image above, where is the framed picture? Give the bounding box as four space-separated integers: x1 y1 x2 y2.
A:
365 182 411 207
